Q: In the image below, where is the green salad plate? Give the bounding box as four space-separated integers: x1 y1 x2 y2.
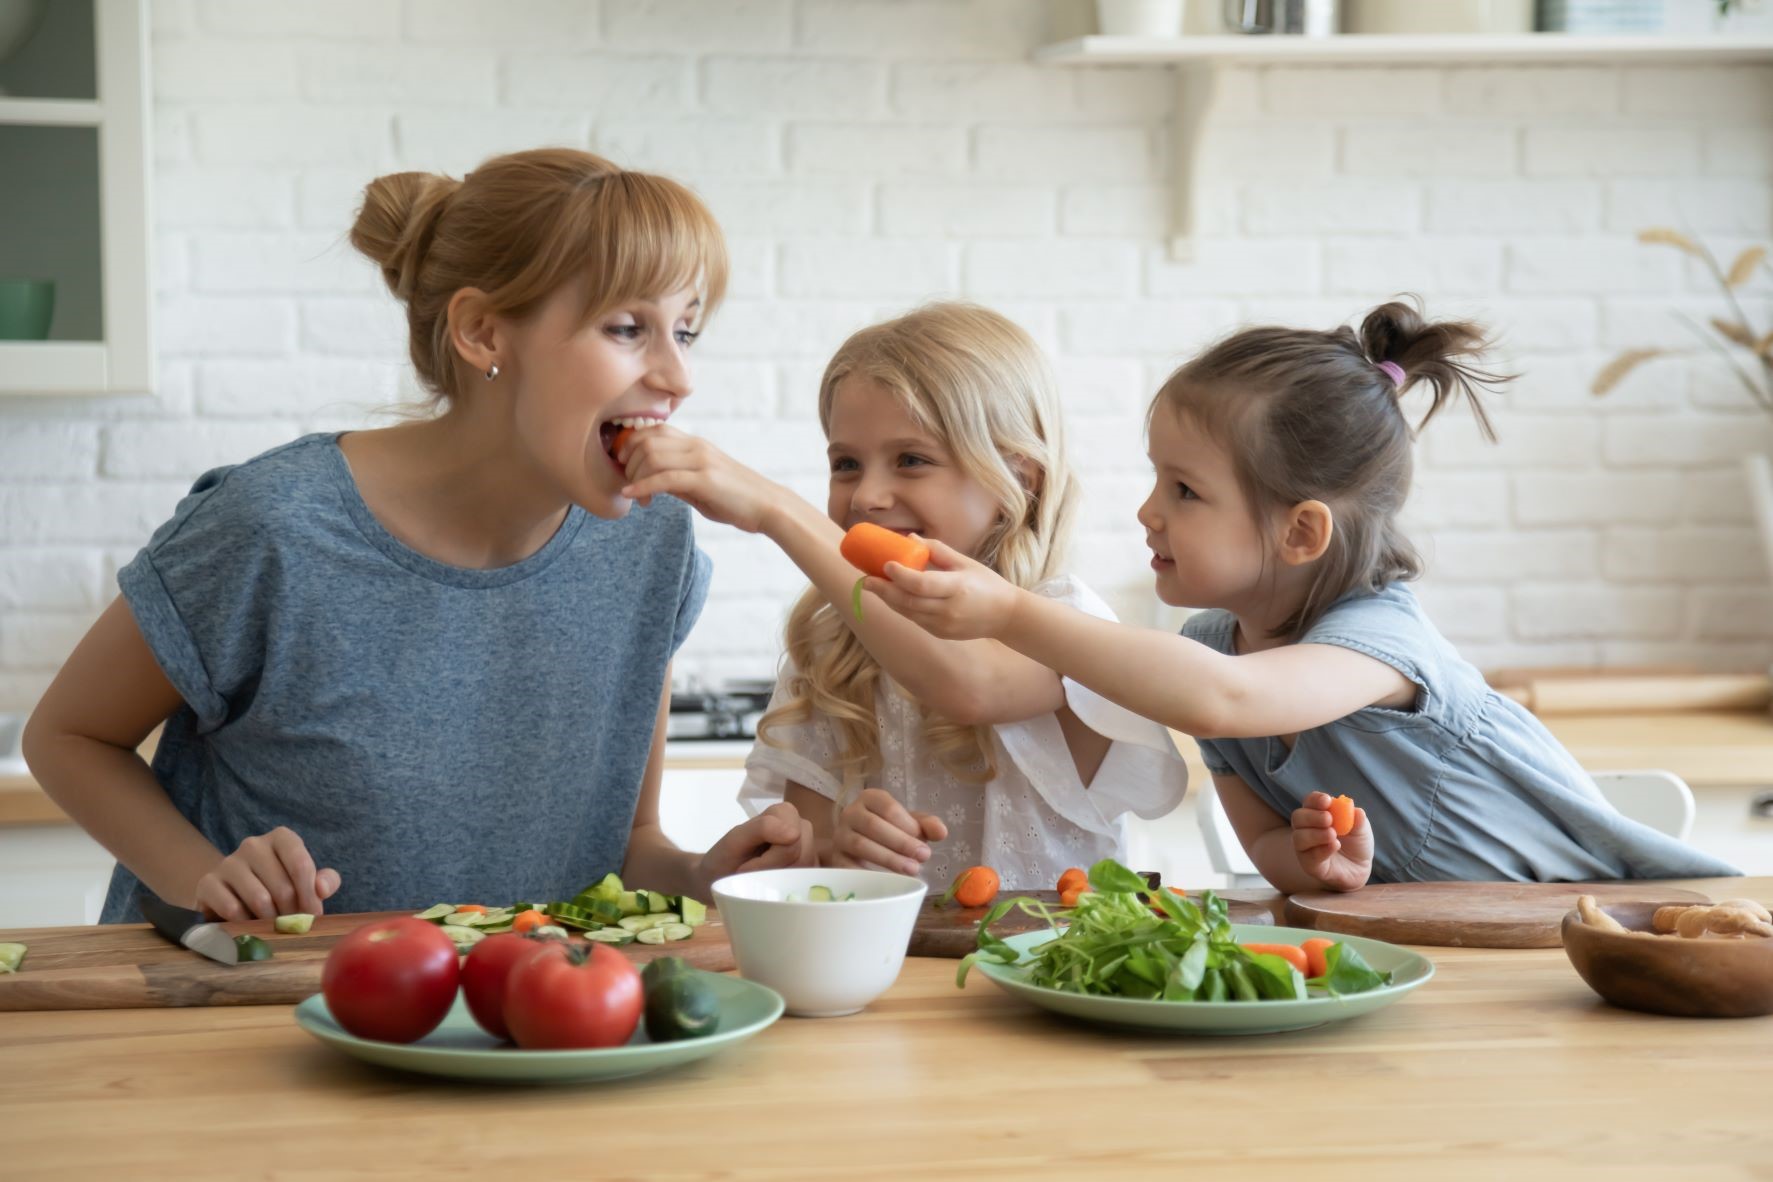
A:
972 922 1434 1035
295 971 784 1083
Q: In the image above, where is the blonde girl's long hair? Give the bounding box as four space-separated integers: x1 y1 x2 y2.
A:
347 147 728 409
756 302 1080 798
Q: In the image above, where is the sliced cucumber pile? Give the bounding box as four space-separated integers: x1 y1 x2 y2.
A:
794 885 858 903
410 873 710 946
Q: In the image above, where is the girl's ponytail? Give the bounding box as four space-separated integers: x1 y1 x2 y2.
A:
1357 299 1507 442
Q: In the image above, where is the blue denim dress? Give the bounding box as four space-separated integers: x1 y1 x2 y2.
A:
1183 584 1740 882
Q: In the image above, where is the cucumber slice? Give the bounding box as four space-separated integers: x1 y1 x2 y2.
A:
583 927 636 945
589 900 625 925
442 912 481 927
413 904 454 922
0 943 26 973
620 914 677 932
234 934 273 962
637 923 694 944
274 913 314 935
647 891 669 915
443 925 485 950
532 924 570 940
587 872 624 905
467 910 513 928
617 891 644 917
678 896 708 927
807 885 835 902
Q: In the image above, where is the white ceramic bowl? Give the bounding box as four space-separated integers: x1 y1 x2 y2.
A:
711 868 927 1018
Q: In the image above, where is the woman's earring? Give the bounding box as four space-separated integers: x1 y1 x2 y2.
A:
484 363 500 382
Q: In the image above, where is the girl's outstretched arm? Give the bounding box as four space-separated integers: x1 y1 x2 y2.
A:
870 539 1415 739
619 429 1067 726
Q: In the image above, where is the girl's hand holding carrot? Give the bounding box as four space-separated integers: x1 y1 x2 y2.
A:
1291 790 1372 892
617 427 785 534
830 787 948 877
860 537 1023 642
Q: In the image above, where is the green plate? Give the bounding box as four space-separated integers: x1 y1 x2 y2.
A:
972 923 1433 1035
295 971 784 1083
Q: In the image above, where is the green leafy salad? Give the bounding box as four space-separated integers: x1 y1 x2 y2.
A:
957 858 1392 1003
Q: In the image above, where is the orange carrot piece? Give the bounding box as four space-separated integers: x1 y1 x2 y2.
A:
1241 942 1310 974
512 909 549 934
1328 794 1356 837
1059 884 1088 908
840 522 931 580
1056 867 1088 894
1302 937 1336 978
611 427 636 458
951 866 1000 909
453 904 488 914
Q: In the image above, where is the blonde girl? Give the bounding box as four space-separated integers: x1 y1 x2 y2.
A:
618 302 1187 889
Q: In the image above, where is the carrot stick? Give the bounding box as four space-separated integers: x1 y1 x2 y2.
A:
1329 794 1356 837
1241 942 1309 974
1302 937 1336 978
840 523 930 579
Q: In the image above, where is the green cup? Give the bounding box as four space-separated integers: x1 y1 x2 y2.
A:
0 279 55 340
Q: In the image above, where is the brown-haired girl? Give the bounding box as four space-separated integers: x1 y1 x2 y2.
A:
25 149 813 923
870 300 1740 891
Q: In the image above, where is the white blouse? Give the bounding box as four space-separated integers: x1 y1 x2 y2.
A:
736 575 1189 890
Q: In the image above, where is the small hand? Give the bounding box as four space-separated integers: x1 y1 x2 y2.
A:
829 787 948 877
694 802 817 897
617 427 782 533
1292 791 1373 892
195 826 341 921
860 538 1021 641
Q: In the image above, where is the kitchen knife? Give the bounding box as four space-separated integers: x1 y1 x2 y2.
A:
139 895 240 966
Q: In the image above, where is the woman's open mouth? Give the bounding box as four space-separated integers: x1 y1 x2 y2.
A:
599 417 665 472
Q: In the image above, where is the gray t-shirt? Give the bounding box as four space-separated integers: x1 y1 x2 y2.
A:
1183 584 1739 882
101 433 711 923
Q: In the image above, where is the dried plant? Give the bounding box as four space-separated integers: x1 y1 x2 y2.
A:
1592 230 1773 413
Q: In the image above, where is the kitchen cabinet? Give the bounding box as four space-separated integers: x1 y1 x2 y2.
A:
0 0 152 395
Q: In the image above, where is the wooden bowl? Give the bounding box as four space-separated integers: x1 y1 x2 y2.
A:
1560 899 1773 1019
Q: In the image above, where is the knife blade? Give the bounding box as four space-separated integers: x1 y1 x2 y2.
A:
140 895 240 966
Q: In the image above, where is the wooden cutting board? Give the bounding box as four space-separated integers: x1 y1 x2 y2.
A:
0 910 734 1012
907 888 1276 959
1283 882 1713 949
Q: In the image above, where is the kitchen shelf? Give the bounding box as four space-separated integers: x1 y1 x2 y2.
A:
1033 33 1773 259
1035 32 1773 66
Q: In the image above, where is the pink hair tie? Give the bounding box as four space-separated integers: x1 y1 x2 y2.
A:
1376 360 1406 388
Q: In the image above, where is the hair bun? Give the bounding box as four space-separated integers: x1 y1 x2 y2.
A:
348 171 460 300
1357 296 1506 440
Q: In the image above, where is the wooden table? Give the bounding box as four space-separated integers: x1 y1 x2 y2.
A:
3 878 1769 1180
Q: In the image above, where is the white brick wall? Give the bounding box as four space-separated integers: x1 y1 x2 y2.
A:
1 0 1771 710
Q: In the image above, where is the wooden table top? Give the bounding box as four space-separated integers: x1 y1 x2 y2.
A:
4 877 1769 1180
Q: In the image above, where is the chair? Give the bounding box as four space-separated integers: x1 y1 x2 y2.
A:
1590 769 1695 841
1197 782 1268 889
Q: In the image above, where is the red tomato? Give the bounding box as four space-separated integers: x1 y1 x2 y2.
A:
461 933 556 1041
503 941 643 1050
320 917 460 1044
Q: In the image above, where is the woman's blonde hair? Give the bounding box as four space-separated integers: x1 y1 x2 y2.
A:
347 147 727 406
757 302 1079 797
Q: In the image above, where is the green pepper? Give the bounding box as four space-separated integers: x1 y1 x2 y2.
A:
234 934 273 962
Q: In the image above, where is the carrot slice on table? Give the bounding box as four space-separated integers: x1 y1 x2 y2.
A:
453 904 489 914
512 909 549 934
1056 867 1088 894
1328 794 1356 837
946 865 1000 909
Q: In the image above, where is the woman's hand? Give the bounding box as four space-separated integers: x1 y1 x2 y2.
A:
828 787 947 877
618 428 784 534
860 538 1022 641
1291 791 1372 892
694 802 817 897
195 827 341 921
